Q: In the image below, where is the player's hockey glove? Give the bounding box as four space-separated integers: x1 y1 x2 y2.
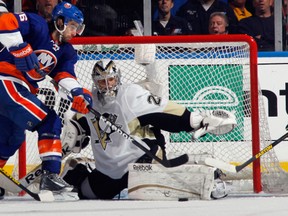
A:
9 42 45 81
70 88 93 114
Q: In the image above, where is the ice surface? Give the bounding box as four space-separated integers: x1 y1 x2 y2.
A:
1 194 288 216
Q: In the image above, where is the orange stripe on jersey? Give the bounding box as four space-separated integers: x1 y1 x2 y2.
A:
38 139 62 155
0 62 38 94
0 62 24 79
0 13 19 31
3 80 47 120
53 72 77 83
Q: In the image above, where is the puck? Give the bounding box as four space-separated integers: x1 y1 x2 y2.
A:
178 198 188 202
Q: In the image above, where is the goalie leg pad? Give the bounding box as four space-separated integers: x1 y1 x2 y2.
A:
128 163 217 200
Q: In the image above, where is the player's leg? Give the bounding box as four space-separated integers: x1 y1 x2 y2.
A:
0 115 25 167
0 114 26 198
0 80 76 199
35 109 75 193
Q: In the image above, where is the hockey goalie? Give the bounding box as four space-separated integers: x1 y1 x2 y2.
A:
59 59 237 200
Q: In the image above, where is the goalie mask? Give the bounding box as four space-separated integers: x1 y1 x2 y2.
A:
92 60 121 106
52 1 85 35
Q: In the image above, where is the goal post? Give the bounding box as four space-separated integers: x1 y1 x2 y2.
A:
14 35 288 194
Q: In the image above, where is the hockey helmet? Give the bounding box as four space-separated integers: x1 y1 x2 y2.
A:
92 60 121 105
52 1 85 35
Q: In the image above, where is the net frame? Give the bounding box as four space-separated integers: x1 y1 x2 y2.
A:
14 35 286 194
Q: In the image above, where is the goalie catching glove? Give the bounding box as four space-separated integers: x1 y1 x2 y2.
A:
192 109 237 140
70 87 93 114
62 117 90 153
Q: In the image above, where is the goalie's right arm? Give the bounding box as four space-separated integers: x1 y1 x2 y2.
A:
62 113 91 153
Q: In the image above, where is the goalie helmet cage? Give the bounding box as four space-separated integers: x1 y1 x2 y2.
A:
15 35 288 194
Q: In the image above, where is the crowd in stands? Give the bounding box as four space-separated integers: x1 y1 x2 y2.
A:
2 0 287 51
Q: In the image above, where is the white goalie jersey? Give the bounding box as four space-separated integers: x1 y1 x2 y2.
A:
85 83 186 179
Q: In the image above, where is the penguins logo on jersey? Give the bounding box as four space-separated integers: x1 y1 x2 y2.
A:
92 113 122 150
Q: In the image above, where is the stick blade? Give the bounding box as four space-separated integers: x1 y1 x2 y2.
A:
163 154 189 168
204 158 237 173
38 190 55 202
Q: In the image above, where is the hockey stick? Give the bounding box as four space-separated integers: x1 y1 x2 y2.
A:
205 132 288 173
0 142 75 194
0 167 54 202
18 142 74 189
52 80 189 168
89 107 189 167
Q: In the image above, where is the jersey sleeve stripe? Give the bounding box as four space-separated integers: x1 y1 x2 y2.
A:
3 80 47 121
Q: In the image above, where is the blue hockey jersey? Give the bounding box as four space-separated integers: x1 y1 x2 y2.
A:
0 12 78 94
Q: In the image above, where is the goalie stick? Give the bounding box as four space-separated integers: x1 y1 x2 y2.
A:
0 167 54 202
52 80 189 168
205 132 288 173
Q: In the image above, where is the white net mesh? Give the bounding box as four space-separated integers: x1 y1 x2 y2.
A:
12 36 288 193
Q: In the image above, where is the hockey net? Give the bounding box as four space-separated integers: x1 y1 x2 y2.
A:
13 35 288 194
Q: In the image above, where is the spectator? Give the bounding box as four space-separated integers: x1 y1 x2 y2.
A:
229 0 252 21
238 0 275 51
208 12 229 34
152 0 192 35
22 0 59 22
76 0 118 36
22 0 37 12
176 0 238 34
152 0 188 19
109 0 143 36
36 0 59 22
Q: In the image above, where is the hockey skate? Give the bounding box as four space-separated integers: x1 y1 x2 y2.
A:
211 179 229 199
210 168 229 199
40 170 79 201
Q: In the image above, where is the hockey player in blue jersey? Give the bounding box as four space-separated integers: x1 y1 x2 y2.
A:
0 2 92 200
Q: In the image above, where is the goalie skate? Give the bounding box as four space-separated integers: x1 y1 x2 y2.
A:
211 179 229 199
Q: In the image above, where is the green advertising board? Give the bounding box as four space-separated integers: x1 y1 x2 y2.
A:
169 65 244 142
